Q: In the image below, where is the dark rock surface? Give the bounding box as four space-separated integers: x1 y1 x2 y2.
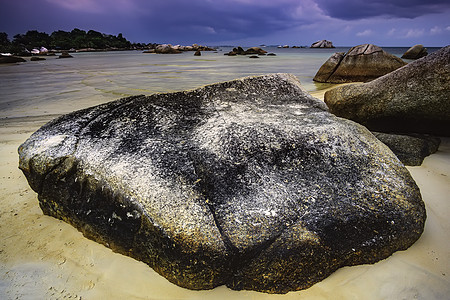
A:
31 57 47 61
19 74 425 294
225 47 267 56
402 44 428 59
194 50 201 56
0 55 26 64
314 44 406 83
58 51 73 58
324 46 450 136
312 52 345 82
373 132 440 166
310 40 334 48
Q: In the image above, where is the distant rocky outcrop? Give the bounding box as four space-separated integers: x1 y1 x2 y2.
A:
402 44 428 59
310 40 334 48
314 44 407 83
325 46 450 136
19 73 425 293
224 47 267 56
147 44 215 54
154 44 182 54
373 132 440 166
194 50 201 56
0 55 26 64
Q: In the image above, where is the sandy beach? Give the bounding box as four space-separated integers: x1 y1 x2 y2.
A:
0 87 448 299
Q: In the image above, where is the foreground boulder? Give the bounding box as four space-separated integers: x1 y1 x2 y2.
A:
373 132 440 166
325 46 450 136
314 44 406 83
402 44 427 59
310 40 334 48
19 74 425 293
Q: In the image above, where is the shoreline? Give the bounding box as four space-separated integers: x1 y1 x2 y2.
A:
1 90 449 299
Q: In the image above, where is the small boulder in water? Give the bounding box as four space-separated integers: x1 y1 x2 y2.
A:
58 51 73 58
31 57 46 61
402 44 428 59
0 55 26 64
310 40 335 48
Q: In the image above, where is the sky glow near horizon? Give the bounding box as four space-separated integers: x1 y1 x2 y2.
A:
0 0 449 46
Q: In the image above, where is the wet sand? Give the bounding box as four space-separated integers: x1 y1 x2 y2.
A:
1 98 449 299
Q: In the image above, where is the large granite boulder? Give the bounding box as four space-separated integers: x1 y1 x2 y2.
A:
402 44 428 59
0 55 26 64
324 46 450 136
314 44 406 83
18 74 425 294
310 40 334 48
373 132 440 166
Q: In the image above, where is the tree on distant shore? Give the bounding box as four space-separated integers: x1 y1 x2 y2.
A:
1 28 135 54
13 30 51 50
0 32 9 46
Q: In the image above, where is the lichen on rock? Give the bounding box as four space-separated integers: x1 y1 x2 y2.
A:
19 73 426 293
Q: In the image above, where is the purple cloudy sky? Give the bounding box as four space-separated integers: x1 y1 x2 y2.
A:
0 0 449 46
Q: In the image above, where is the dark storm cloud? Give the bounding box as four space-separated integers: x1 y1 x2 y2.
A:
112 0 309 42
315 0 450 20
0 0 449 44
0 0 309 43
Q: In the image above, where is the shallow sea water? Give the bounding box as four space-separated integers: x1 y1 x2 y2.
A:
1 46 436 119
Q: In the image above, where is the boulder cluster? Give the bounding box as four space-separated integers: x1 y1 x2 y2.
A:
324 45 449 164
324 46 449 137
224 46 268 56
144 43 215 54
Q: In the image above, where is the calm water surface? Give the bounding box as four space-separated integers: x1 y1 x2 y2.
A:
0 46 439 119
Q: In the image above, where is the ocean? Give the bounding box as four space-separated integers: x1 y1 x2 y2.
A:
0 46 441 119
